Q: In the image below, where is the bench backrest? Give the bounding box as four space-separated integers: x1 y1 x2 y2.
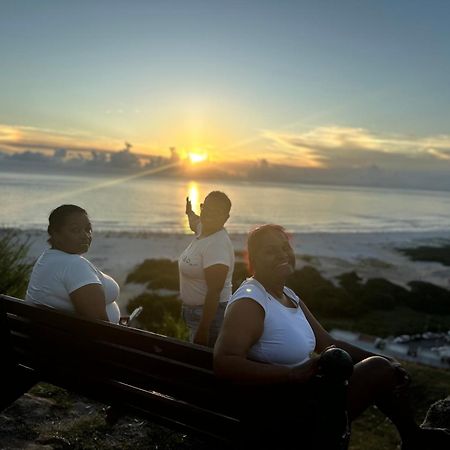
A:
0 294 240 441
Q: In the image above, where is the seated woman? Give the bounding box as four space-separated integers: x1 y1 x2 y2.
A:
26 204 120 323
214 224 449 450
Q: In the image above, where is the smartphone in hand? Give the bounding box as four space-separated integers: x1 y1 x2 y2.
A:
120 306 143 327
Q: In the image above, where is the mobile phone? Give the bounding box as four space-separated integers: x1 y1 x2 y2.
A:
127 306 143 328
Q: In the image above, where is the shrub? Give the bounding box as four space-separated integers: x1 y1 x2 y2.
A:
126 259 179 290
0 230 32 297
127 293 189 340
362 278 409 309
286 266 335 301
406 281 450 314
337 271 364 297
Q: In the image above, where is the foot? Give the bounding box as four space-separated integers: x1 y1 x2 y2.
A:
402 427 450 450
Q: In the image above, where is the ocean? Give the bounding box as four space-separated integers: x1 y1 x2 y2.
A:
1 169 450 234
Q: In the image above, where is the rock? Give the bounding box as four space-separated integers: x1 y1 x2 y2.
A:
421 396 450 430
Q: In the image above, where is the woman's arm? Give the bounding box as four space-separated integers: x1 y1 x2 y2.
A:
214 299 320 384
299 300 381 363
186 197 200 233
70 283 109 321
194 263 228 345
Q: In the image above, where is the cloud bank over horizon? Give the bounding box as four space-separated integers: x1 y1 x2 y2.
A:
3 122 450 175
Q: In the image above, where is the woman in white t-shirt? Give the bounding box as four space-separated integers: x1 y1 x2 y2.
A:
26 204 120 323
179 191 234 347
214 224 449 450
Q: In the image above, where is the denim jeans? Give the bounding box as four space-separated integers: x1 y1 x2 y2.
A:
182 302 227 347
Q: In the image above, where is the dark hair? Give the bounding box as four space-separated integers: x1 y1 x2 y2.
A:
247 224 290 274
47 204 88 244
204 191 232 214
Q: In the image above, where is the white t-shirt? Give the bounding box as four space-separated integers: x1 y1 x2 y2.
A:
227 278 316 367
26 248 120 323
178 228 234 306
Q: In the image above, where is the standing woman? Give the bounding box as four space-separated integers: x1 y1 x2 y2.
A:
26 204 120 323
179 191 234 347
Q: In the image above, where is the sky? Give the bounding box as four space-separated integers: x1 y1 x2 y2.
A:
1 0 450 171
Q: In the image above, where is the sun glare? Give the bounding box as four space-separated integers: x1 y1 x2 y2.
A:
188 151 208 164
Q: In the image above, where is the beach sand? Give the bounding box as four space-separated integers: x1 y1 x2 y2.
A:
14 228 450 314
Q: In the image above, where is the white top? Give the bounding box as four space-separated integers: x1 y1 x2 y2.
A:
178 228 234 306
227 278 316 367
26 249 120 323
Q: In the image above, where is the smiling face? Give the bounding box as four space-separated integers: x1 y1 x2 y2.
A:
51 212 93 254
250 228 296 281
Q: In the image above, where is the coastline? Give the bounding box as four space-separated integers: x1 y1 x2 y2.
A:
7 228 450 313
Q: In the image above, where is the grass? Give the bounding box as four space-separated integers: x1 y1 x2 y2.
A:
29 383 75 409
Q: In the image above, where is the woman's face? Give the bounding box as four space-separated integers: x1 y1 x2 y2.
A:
51 212 92 254
200 196 229 230
252 229 295 280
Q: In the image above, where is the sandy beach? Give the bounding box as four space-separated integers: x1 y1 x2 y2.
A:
12 228 450 314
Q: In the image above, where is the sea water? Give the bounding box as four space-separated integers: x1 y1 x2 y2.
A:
1 169 450 234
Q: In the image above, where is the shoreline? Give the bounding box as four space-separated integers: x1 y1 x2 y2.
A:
5 228 450 313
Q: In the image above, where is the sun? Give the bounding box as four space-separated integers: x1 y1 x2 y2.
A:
187 151 208 164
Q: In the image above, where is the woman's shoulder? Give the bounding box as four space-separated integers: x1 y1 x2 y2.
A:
231 278 268 302
208 228 232 243
42 250 97 271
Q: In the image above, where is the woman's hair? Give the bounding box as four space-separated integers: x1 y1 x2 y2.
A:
47 204 88 244
246 224 290 274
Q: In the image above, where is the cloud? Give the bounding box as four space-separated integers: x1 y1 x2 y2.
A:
0 123 159 158
262 126 450 170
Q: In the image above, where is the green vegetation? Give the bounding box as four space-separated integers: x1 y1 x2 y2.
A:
30 383 75 409
285 267 450 336
128 258 450 337
398 243 450 266
127 292 189 340
0 230 32 297
126 258 179 290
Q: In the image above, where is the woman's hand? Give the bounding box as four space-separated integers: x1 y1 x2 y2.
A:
185 197 193 215
391 361 411 393
288 355 321 383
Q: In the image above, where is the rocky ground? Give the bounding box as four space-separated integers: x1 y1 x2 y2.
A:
0 383 209 450
2 382 448 450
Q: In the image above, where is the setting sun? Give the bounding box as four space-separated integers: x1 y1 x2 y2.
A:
188 151 208 164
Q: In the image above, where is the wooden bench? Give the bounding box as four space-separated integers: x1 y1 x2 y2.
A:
0 294 350 449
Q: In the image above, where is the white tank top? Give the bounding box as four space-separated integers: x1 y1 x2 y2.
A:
227 278 316 366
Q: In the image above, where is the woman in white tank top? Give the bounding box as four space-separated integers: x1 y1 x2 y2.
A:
214 224 449 450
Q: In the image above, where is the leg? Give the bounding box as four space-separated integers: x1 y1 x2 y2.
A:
181 304 202 343
347 356 450 449
347 356 414 423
